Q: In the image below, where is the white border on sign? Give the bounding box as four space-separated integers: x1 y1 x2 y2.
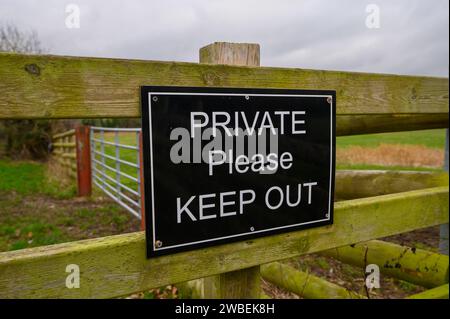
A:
148 92 334 251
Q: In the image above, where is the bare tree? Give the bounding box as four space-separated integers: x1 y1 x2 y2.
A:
0 23 44 54
0 24 52 159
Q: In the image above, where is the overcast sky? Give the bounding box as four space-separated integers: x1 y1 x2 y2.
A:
1 0 448 76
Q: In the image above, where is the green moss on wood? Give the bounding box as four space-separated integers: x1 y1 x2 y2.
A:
261 262 364 299
0 186 447 298
322 240 449 288
407 284 449 299
336 114 449 136
203 267 261 299
0 52 448 120
335 170 449 200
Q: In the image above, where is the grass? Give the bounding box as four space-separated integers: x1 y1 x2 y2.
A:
0 193 139 251
0 159 76 198
336 163 444 172
0 199 138 251
0 158 139 252
6 222 65 250
337 129 446 149
336 129 446 170
0 160 45 194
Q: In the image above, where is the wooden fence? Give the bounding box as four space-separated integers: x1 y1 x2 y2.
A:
0 42 448 299
51 126 92 196
52 129 77 179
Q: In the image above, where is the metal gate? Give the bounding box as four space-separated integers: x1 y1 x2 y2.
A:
90 126 143 219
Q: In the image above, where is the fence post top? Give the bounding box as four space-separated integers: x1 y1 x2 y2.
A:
199 42 260 67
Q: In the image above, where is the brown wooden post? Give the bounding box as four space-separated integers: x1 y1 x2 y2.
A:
75 125 92 196
440 129 449 255
139 131 146 231
200 42 261 299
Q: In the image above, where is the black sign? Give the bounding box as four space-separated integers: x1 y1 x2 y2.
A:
141 86 335 258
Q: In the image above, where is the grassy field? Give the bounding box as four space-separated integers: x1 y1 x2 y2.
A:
0 159 139 252
0 160 76 197
336 129 446 170
336 129 446 149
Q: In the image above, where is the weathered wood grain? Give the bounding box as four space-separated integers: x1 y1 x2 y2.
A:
0 186 447 299
53 142 76 148
335 170 448 200
322 240 449 288
199 42 260 67
336 114 448 136
61 153 76 159
53 129 75 140
0 53 448 120
203 267 261 299
199 42 262 299
261 262 364 299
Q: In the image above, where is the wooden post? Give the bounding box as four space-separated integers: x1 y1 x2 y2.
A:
439 129 449 255
200 42 260 67
199 42 261 299
139 132 146 231
261 262 365 299
203 268 261 299
75 125 92 196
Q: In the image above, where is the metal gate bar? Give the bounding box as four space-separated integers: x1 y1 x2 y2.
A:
90 126 142 220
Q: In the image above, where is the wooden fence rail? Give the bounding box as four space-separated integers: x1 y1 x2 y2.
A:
0 186 447 298
322 240 449 288
0 52 448 136
53 129 76 140
261 262 365 299
0 44 448 299
335 170 449 200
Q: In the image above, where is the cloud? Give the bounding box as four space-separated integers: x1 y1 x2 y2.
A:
0 0 448 76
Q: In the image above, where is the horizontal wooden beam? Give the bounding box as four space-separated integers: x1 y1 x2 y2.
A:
335 170 448 200
261 262 364 299
53 129 75 140
0 53 448 124
336 114 449 136
53 142 76 148
322 240 449 288
61 153 76 159
53 150 76 158
0 186 447 299
407 284 449 299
